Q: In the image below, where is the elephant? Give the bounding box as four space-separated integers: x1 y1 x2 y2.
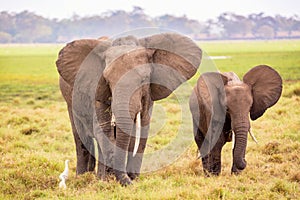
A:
189 65 282 176
56 33 202 185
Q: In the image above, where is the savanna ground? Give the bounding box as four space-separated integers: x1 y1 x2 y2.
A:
0 40 299 199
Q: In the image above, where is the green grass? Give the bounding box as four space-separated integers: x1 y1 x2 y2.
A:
0 41 299 199
198 39 300 54
197 40 300 80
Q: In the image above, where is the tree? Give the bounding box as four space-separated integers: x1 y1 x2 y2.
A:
255 25 275 39
0 32 12 43
217 12 254 38
250 13 277 39
129 6 154 28
0 9 300 43
0 11 16 35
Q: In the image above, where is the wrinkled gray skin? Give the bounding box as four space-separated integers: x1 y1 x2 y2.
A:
56 33 202 185
189 65 282 176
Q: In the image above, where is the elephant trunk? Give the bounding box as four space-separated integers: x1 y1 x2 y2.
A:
112 104 134 185
111 87 142 185
231 116 249 174
113 106 134 170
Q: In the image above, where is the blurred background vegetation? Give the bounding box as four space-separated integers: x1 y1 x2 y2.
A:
1 6 300 43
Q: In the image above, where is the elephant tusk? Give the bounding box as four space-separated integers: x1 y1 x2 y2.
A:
249 129 258 144
111 113 116 127
196 149 201 159
232 131 235 150
133 112 141 157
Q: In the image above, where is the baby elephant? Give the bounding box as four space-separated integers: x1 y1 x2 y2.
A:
189 65 282 175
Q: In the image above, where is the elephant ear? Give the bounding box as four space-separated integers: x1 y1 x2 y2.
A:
139 33 202 101
243 65 282 120
56 39 110 86
194 72 228 155
56 39 112 143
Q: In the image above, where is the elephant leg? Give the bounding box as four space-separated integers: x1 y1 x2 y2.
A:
94 101 115 180
193 120 204 151
202 151 221 176
67 106 95 174
201 134 226 176
96 140 115 180
126 136 148 180
87 141 96 172
193 120 226 176
114 126 133 186
96 143 107 180
193 125 219 175
95 140 115 180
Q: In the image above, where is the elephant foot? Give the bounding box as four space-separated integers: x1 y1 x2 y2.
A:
106 167 114 175
231 164 243 175
97 163 114 181
128 172 139 180
203 169 220 177
115 171 132 186
202 157 221 176
76 165 89 175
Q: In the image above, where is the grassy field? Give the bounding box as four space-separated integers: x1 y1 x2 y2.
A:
0 40 299 199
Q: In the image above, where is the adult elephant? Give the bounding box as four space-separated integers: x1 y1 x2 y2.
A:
189 65 282 175
56 33 202 185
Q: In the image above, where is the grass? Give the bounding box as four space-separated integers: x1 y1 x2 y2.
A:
0 40 299 199
196 39 300 81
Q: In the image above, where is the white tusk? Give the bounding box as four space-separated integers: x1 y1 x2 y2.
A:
133 112 141 157
111 113 116 127
232 131 235 150
196 149 201 159
249 129 258 144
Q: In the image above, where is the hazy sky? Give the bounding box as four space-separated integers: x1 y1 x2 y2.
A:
0 0 299 21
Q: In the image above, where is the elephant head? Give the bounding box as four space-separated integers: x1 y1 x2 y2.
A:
56 33 202 185
190 65 282 175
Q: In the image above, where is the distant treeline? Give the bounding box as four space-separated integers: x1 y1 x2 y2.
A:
1 7 300 43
